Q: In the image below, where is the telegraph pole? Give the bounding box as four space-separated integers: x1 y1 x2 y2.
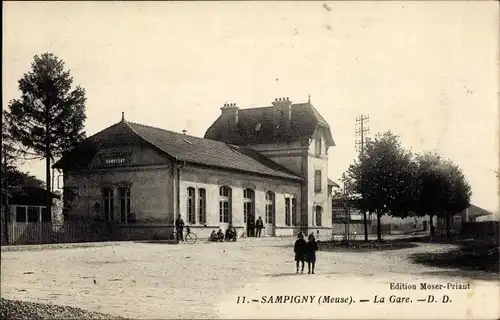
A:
355 115 370 241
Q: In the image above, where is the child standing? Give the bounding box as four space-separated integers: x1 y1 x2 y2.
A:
294 232 307 273
306 234 319 274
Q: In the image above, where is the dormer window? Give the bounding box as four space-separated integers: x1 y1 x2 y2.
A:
315 136 322 155
255 123 262 131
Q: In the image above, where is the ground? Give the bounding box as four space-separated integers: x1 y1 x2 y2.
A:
1 237 499 319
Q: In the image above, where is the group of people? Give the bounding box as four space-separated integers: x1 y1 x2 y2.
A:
209 226 237 242
247 216 264 237
293 232 319 274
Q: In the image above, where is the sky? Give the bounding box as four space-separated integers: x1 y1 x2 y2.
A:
3 1 499 215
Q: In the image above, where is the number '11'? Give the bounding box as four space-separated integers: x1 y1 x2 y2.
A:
237 296 247 304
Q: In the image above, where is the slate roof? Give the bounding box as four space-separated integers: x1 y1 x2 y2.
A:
204 102 335 146
54 121 303 181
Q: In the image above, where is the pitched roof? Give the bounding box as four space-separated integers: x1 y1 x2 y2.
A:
204 102 335 146
328 178 340 188
54 121 303 181
467 204 494 217
9 186 60 206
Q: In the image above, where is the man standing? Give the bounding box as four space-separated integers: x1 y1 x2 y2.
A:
255 216 264 237
175 214 185 242
248 218 255 237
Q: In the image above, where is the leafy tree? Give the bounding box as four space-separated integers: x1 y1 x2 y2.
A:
443 160 472 236
345 132 419 241
4 53 87 217
415 153 448 237
415 154 471 238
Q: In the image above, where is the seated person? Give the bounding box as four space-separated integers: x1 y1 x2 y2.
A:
209 230 217 242
216 229 224 242
225 227 237 242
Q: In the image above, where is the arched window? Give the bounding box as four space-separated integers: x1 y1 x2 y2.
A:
187 187 196 224
265 191 275 224
243 189 255 223
198 188 206 224
219 186 232 223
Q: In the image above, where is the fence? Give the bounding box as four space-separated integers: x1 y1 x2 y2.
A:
3 221 114 245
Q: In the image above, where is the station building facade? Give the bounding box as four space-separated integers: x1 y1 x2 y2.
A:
54 97 336 239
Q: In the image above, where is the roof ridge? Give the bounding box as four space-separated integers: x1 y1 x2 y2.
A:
127 120 302 179
126 121 213 142
238 102 310 111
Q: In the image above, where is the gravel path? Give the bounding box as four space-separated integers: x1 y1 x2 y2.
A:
0 298 123 320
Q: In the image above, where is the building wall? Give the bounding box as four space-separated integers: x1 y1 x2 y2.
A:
246 141 306 176
178 164 302 237
63 143 175 224
306 128 331 238
64 165 174 224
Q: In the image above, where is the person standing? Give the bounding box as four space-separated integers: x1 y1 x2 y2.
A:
255 216 264 237
175 214 185 243
306 233 319 274
294 232 307 273
248 218 255 237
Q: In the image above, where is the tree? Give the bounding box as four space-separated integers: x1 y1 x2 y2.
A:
345 132 419 241
443 160 472 237
4 53 87 218
415 152 448 237
415 154 472 238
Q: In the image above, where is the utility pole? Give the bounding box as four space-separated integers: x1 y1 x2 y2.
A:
355 115 370 241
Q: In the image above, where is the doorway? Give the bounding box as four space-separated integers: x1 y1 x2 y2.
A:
265 191 276 236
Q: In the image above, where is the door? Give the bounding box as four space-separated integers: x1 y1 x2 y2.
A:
219 186 232 233
265 191 275 236
244 189 255 237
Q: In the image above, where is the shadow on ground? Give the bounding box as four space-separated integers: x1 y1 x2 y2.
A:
318 241 419 253
409 237 499 277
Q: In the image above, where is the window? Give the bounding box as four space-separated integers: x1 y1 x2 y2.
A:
243 189 255 223
265 191 275 224
198 188 206 224
314 170 322 193
119 187 131 223
16 207 27 222
315 205 322 227
187 187 196 224
28 207 39 222
219 186 232 223
315 137 322 155
103 188 114 222
285 197 291 226
292 198 297 226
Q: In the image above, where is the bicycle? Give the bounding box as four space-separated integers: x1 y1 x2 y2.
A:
178 226 197 244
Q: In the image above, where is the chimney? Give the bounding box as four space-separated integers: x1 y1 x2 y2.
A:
271 97 292 137
220 102 239 124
